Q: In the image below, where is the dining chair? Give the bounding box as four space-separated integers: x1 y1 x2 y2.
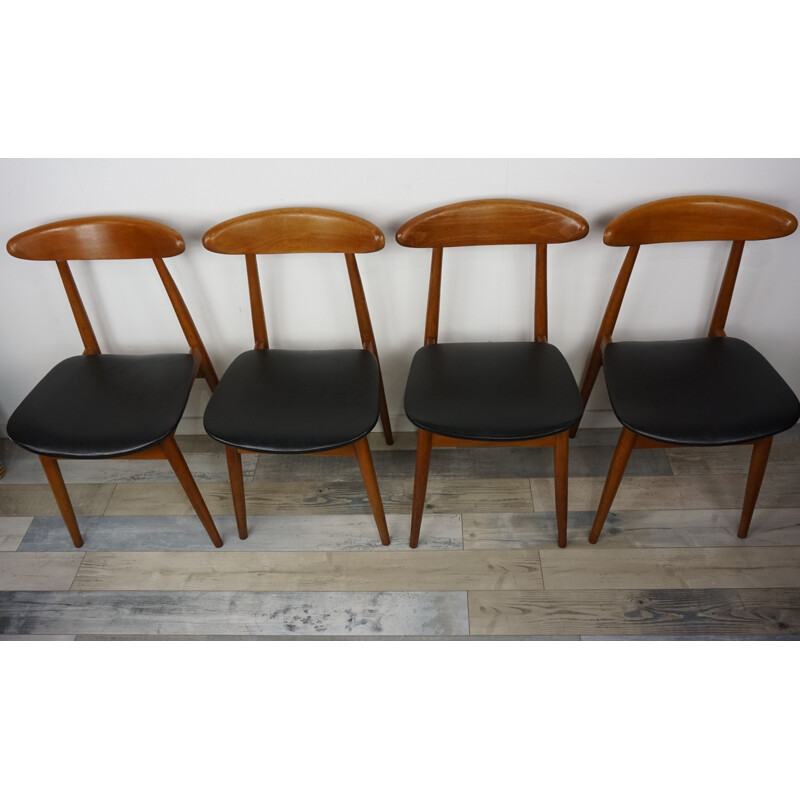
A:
6 216 224 548
576 195 799 543
398 199 588 548
202 207 393 545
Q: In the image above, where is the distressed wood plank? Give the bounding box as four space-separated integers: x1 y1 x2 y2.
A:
404 478 533 514
531 474 800 512
468 588 800 636
19 514 462 551
0 452 258 484
0 553 84 590
666 443 800 475
539 547 800 590
71 550 540 591
0 591 469 636
0 635 77 641
463 509 800 549
0 517 33 550
0 484 115 517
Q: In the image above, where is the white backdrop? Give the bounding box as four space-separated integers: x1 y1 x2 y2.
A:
1 158 798 434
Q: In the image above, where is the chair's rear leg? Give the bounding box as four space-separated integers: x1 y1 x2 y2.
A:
553 431 569 548
409 429 433 549
737 436 773 539
354 437 390 546
161 435 223 548
378 376 394 446
226 446 249 540
588 426 637 544
39 456 83 548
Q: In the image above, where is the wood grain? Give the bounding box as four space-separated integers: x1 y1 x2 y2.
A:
0 517 33 550
0 484 115 517
71 549 541 591
468 588 800 636
0 591 469 636
539 547 800 590
666 443 800 475
0 553 84 590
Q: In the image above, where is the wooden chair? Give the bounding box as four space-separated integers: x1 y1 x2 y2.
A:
398 199 588 548
6 216 223 548
576 195 800 543
202 207 393 544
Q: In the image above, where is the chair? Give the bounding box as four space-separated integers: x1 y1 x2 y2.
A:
201 207 393 544
6 216 224 548
576 195 799 543
398 199 588 548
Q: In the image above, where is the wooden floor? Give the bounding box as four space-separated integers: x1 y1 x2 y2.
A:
1 427 799 639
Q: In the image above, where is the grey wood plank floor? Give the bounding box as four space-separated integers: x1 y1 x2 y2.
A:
1 428 799 639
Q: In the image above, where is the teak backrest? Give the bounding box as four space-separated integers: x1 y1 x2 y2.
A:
201 208 385 354
395 199 589 345
576 195 798 416
6 216 217 387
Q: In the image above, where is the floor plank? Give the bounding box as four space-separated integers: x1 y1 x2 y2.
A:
530 474 800 512
71 549 541 591
0 591 470 636
539 546 800 590
468 588 800 636
666 442 800 475
0 484 115 517
18 514 462 551
0 452 258 484
463 509 800 549
0 553 84 591
0 517 32 551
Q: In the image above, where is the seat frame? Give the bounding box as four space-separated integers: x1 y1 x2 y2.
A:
574 195 798 543
6 216 223 548
202 207 393 545
397 199 589 548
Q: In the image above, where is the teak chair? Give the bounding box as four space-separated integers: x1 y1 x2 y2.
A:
6 216 223 548
202 207 393 545
398 199 588 548
576 195 800 543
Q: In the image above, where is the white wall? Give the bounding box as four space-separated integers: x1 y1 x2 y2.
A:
1 158 799 435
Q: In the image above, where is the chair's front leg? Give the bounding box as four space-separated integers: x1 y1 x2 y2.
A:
738 436 773 539
588 426 637 544
161 435 223 548
409 429 433 549
226 446 249 540
39 456 83 548
354 437 390 546
553 431 569 548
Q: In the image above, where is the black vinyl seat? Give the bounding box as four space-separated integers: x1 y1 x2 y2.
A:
7 353 197 459
204 349 380 454
405 342 583 441
604 337 800 447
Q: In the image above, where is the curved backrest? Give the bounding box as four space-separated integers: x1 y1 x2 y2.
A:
202 208 385 254
604 195 798 246
396 199 589 248
7 216 185 260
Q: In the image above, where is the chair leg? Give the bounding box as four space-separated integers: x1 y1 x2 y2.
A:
588 426 637 544
226 446 248 540
409 429 433 549
553 431 569 548
737 436 773 539
39 456 83 548
161 435 223 548
354 437 390 546
378 375 394 446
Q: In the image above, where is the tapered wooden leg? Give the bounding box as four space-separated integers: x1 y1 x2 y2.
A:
588 426 637 544
737 436 773 539
409 429 433 549
378 373 394 446
161 435 223 548
39 456 83 548
553 431 569 548
226 446 248 540
354 437 390 546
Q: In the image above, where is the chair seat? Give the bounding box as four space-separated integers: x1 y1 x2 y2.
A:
203 349 380 453
404 342 583 441
7 353 197 458
604 337 800 445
